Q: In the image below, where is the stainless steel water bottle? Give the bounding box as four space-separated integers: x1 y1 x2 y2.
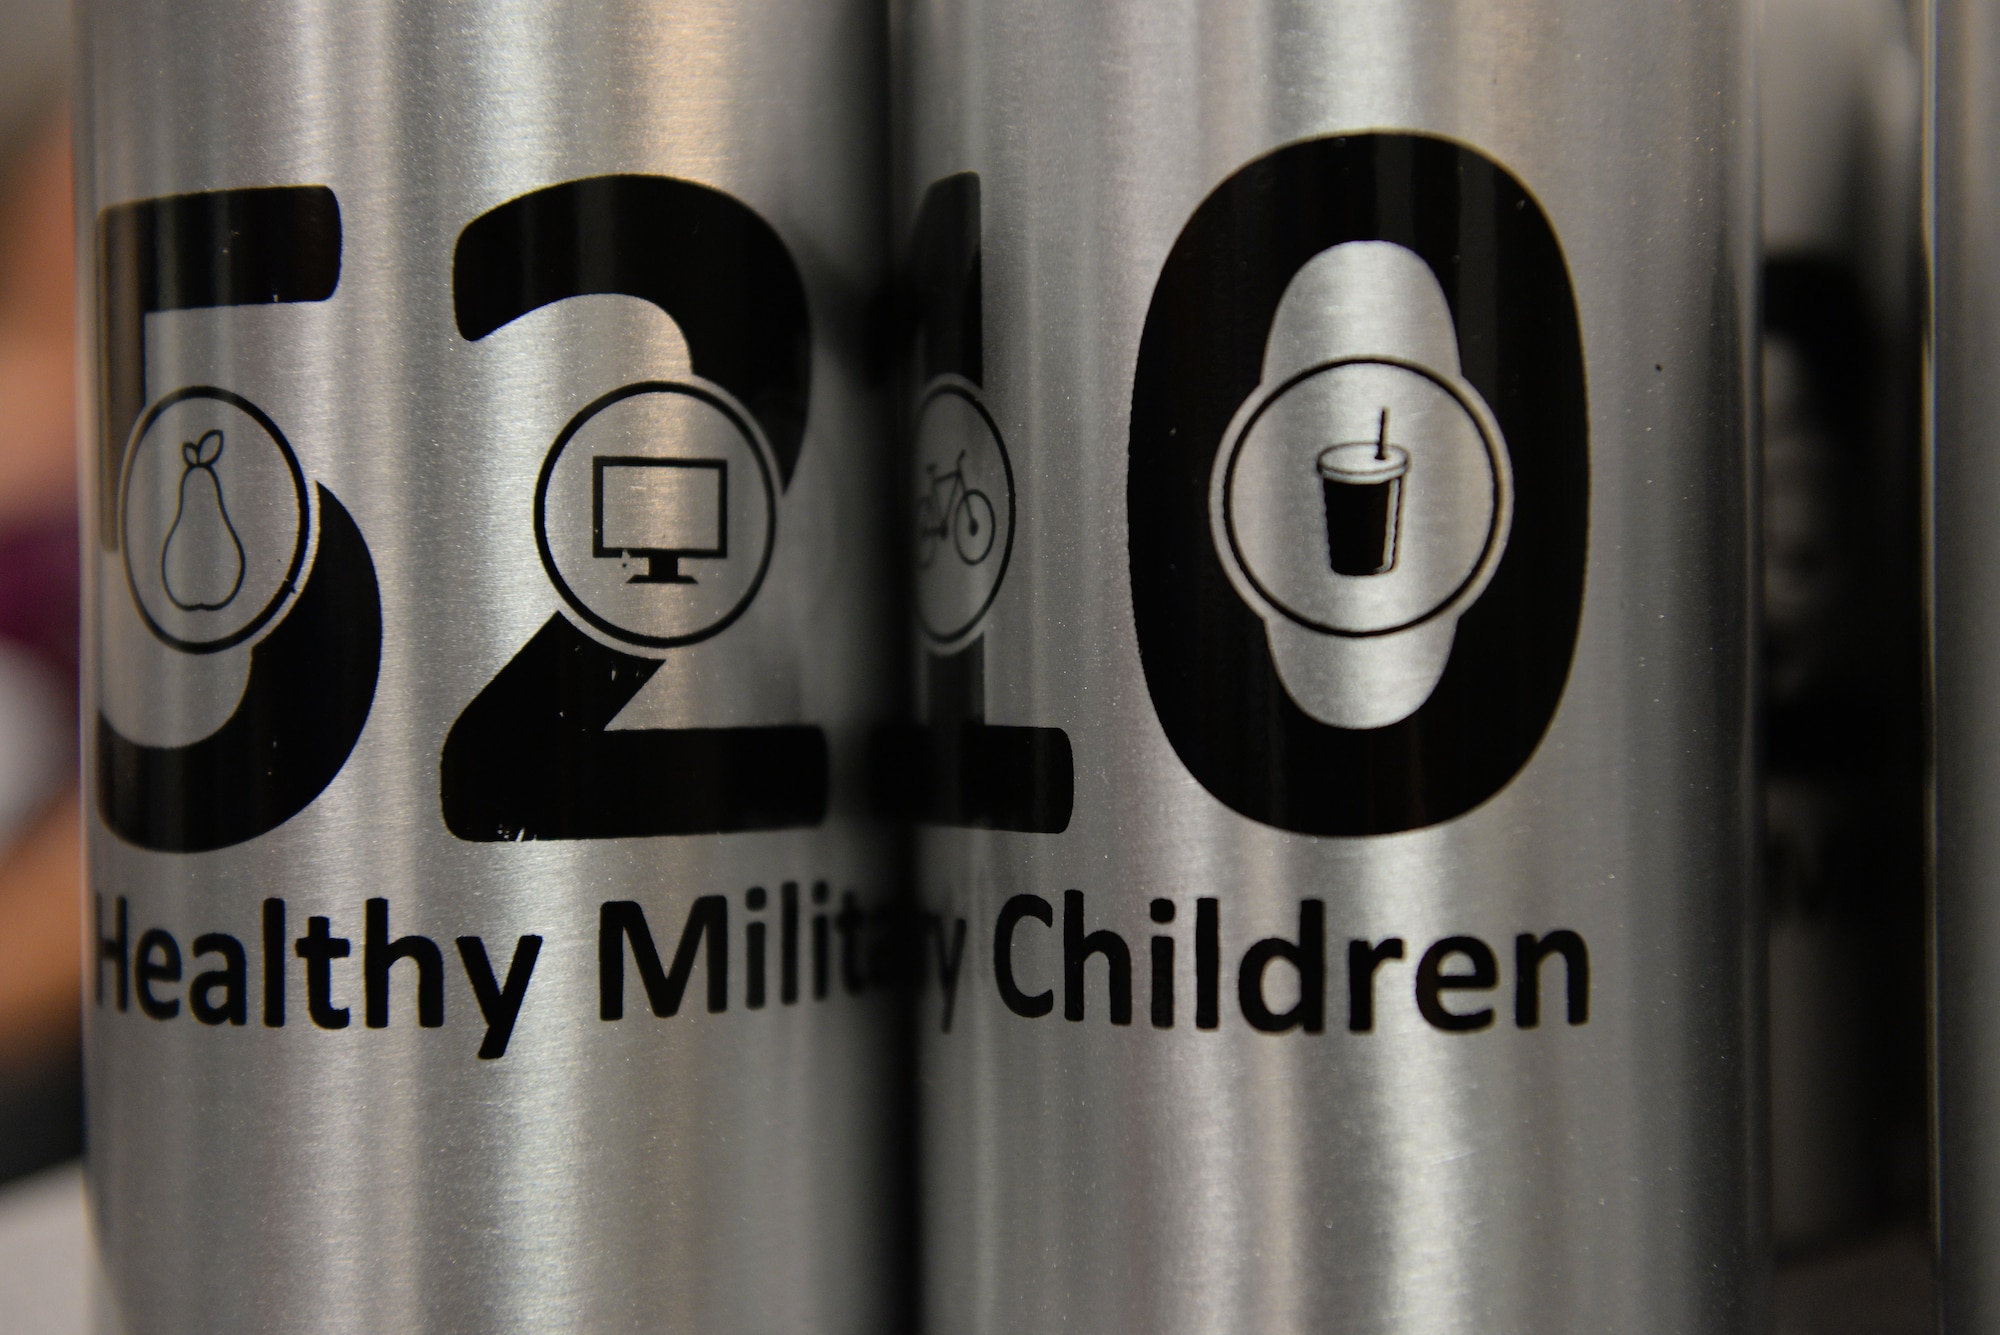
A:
897 3 1761 1330
76 2 898 1329
1932 1 2000 1327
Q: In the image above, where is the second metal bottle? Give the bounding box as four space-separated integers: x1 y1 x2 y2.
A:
897 2 1761 1329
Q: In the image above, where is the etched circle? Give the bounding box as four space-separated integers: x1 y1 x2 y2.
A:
1220 356 1509 638
913 379 1015 643
120 386 310 654
536 381 776 650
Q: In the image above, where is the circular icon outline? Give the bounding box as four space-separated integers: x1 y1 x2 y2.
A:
950 488 997 565
535 379 777 651
1215 354 1512 640
120 385 312 656
914 378 1016 645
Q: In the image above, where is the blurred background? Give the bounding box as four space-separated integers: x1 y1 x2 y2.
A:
0 0 1942 1331
0 1 88 1330
0 0 82 1185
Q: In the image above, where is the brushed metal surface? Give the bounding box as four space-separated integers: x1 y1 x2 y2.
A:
899 2 1761 1331
76 1 897 1330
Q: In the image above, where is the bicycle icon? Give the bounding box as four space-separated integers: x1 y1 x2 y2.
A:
916 450 997 569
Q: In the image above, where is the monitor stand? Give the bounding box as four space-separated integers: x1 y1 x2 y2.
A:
628 552 697 584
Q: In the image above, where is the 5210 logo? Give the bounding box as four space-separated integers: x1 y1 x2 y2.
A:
1128 132 1588 836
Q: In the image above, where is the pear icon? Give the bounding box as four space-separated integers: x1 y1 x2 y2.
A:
161 428 246 612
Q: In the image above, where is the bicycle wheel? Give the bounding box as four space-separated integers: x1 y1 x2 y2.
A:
953 489 997 565
912 490 941 568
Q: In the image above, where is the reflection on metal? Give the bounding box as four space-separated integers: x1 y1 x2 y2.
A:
1761 0 1924 1260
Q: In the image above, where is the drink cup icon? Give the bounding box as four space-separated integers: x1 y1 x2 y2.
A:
1209 244 1512 730
1317 413 1409 576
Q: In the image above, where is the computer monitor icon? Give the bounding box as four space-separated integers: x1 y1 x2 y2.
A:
592 455 728 584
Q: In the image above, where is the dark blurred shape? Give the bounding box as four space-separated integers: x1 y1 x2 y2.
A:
1763 258 1925 1245
1760 0 1927 1274
1774 1223 1935 1335
0 514 79 685
0 1035 78 1186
